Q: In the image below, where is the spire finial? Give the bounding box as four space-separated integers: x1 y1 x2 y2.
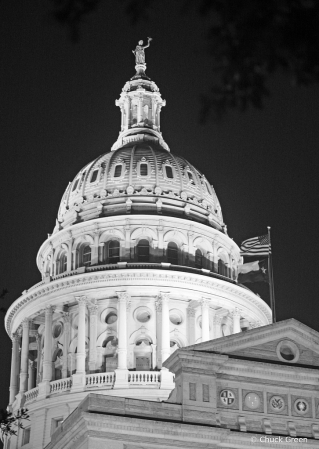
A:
131 37 152 80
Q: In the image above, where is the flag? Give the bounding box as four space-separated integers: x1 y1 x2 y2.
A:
240 234 271 256
238 259 269 284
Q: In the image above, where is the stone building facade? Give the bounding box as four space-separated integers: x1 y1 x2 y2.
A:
4 51 272 448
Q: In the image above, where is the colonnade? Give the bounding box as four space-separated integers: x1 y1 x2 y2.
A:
8 294 245 404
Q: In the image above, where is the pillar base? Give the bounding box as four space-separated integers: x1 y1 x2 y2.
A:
37 380 51 399
71 373 86 392
114 369 129 388
160 368 175 390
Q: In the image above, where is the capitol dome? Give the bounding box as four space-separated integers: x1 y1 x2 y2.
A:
56 144 224 233
4 43 271 449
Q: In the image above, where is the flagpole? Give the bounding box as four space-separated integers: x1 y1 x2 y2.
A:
267 226 276 323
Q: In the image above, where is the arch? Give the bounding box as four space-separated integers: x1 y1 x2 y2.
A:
137 239 150 262
163 230 187 246
193 236 213 253
97 329 117 347
69 335 89 353
72 234 94 251
131 226 158 242
99 228 125 243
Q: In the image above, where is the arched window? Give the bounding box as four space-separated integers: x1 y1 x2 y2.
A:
140 163 148 176
165 166 174 179
108 240 120 263
72 178 79 192
59 253 67 274
167 242 178 265
187 171 195 184
137 239 150 262
195 249 203 269
90 169 99 183
218 259 227 276
114 164 122 178
82 244 91 266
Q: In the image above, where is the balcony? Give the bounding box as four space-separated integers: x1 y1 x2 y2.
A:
23 370 172 406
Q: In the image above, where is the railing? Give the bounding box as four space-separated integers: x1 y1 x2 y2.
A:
50 377 72 394
85 372 115 388
24 387 39 404
128 371 161 385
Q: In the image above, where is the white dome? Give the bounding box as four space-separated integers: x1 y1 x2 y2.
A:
56 144 223 234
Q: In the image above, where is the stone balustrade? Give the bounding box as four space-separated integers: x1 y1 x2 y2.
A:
24 386 39 404
50 378 72 394
85 372 115 388
128 371 161 385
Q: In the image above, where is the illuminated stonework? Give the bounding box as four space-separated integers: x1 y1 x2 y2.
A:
4 54 271 449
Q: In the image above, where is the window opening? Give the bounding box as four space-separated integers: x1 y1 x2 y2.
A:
195 249 203 269
165 166 174 179
108 240 120 263
167 242 178 264
114 165 122 178
137 239 150 262
82 245 91 266
140 163 148 176
90 169 99 183
72 179 79 191
187 171 195 184
59 253 67 274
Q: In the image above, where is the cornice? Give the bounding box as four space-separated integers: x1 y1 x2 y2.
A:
5 269 271 336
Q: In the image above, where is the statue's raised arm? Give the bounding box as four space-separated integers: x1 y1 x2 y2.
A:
133 38 152 65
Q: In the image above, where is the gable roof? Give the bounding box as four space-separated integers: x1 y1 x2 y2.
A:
184 319 319 366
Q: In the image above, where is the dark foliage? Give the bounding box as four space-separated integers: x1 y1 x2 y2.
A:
49 0 319 119
0 408 29 439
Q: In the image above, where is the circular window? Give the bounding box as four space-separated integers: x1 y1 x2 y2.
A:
100 307 117 325
105 312 117 324
276 340 299 363
270 395 285 412
169 309 183 325
244 392 261 410
52 322 63 339
170 340 180 348
294 398 309 415
135 307 151 323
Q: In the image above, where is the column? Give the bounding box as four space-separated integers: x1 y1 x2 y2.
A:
155 300 162 368
28 361 35 390
125 97 131 128
75 296 87 374
201 298 210 342
151 99 157 125
19 319 30 394
231 308 241 334
36 333 42 385
117 292 130 370
98 243 105 263
160 292 171 364
88 303 98 372
213 315 223 339
9 333 20 404
62 312 70 378
91 233 99 265
67 241 72 272
187 307 196 345
43 306 53 381
137 94 143 123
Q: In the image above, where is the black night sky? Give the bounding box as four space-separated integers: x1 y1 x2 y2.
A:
1 1 319 414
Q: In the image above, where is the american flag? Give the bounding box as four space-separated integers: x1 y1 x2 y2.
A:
240 234 271 256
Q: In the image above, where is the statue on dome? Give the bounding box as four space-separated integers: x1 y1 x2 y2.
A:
133 38 152 65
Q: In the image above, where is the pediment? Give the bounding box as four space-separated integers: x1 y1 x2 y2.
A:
187 319 319 367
